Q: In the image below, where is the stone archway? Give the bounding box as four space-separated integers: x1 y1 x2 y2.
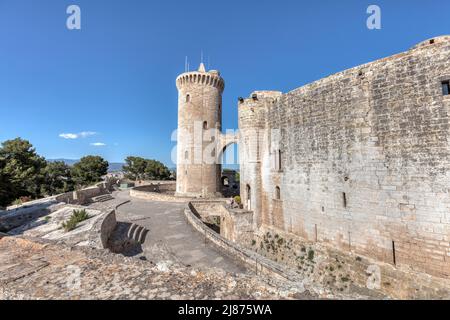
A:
216 133 240 198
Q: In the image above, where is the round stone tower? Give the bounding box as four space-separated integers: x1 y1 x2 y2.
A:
175 63 225 197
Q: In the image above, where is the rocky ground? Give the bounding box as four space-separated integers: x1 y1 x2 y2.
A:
0 236 313 300
0 191 392 300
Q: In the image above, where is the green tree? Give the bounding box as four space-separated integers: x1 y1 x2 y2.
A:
41 161 75 196
145 159 171 180
0 157 15 208
123 156 148 181
123 156 171 181
72 156 109 187
0 138 46 204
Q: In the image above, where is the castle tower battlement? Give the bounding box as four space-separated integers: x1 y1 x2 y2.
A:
176 69 225 92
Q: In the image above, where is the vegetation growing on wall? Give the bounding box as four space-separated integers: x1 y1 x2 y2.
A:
251 230 356 294
62 209 90 232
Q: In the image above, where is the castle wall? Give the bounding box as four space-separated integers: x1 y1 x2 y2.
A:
239 37 450 279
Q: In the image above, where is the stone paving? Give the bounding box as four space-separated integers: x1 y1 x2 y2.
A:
114 190 248 274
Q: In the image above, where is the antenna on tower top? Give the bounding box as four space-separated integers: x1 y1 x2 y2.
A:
201 50 204 64
185 56 188 73
208 56 210 70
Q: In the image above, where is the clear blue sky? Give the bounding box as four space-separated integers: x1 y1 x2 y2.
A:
0 0 448 165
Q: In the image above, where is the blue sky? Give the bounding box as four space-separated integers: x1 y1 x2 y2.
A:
0 0 448 165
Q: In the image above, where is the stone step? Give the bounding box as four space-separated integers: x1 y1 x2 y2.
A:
132 225 144 242
124 223 149 244
127 223 138 239
92 194 114 202
136 227 149 244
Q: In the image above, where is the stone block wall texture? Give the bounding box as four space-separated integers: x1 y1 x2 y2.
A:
190 200 253 243
130 186 191 203
176 66 225 197
238 36 450 280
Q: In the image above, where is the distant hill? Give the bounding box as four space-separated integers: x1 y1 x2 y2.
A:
48 159 124 172
108 162 125 172
48 159 79 166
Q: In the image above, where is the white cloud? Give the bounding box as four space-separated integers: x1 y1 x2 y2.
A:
59 131 97 139
59 133 78 139
90 142 106 147
79 131 97 138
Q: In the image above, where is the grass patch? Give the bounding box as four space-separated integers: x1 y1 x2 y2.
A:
62 209 90 232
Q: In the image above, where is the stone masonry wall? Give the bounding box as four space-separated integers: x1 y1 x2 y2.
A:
238 36 450 282
176 67 224 197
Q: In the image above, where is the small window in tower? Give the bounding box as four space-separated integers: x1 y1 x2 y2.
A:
185 151 189 160
203 121 208 130
275 186 281 200
186 94 190 102
277 149 282 171
442 81 450 96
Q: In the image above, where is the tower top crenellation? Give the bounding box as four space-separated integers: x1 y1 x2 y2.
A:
176 63 225 92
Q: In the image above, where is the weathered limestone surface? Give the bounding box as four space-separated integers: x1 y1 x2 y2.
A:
190 201 253 243
0 236 308 300
238 36 450 293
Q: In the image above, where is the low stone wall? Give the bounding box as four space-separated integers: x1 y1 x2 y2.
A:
130 184 192 203
185 202 302 284
190 200 253 242
55 182 112 205
0 182 114 233
88 209 117 249
133 180 175 187
0 200 64 232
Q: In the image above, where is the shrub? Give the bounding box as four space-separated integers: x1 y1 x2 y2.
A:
233 195 241 205
307 249 315 261
12 199 22 206
62 218 78 232
62 209 90 232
